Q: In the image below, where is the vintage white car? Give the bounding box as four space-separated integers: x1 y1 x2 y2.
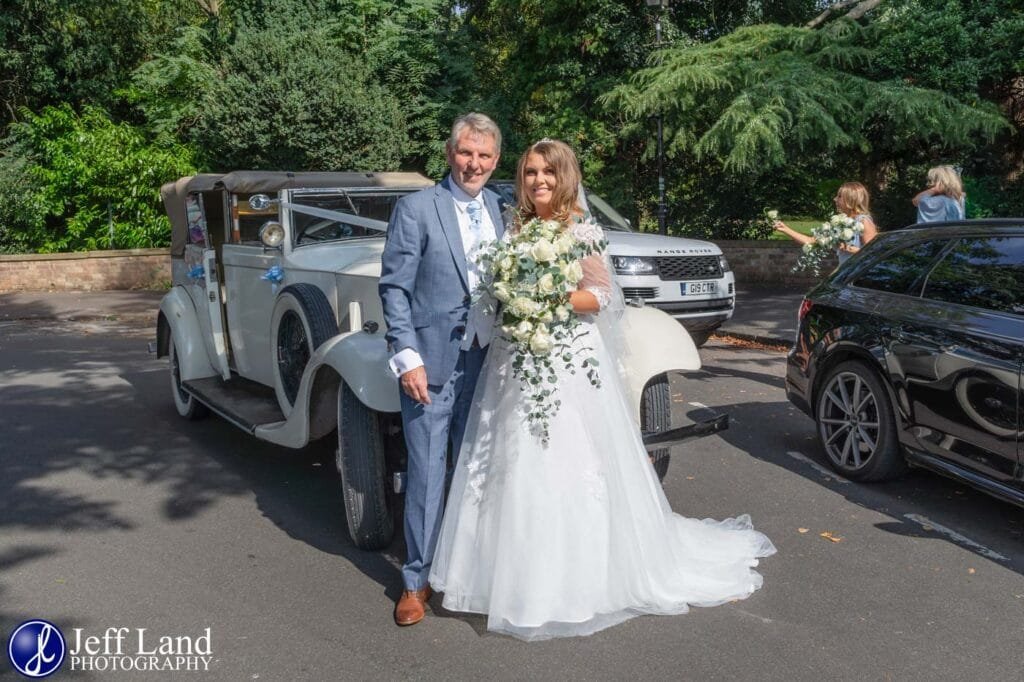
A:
155 171 725 550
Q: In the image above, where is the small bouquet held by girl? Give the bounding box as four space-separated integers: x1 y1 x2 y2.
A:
476 215 607 442
792 213 865 276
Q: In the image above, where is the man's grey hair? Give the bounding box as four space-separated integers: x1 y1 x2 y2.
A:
448 112 502 153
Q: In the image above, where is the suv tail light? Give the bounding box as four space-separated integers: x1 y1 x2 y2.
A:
798 298 813 321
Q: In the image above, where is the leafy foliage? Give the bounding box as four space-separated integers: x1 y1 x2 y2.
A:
121 26 219 145
189 25 407 171
868 0 1024 224
0 0 202 124
0 105 196 252
607 22 1008 173
1 1 1022 252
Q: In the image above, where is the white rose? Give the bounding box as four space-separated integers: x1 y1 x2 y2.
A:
493 282 512 303
513 320 534 341
509 296 538 318
529 328 553 354
841 228 854 241
555 305 571 322
537 272 556 294
537 309 554 324
553 233 575 255
500 255 516 272
530 238 557 263
561 260 584 284
802 243 814 253
543 220 561 234
766 210 779 220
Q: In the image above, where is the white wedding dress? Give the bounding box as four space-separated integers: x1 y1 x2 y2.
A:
429 219 776 641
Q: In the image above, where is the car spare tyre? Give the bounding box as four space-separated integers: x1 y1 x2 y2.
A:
270 284 339 417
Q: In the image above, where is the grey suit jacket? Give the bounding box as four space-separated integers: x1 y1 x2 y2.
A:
379 176 504 386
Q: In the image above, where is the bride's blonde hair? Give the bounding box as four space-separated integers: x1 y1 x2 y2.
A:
515 139 582 224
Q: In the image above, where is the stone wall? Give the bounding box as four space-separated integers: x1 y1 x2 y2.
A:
0 249 171 292
718 240 834 289
0 243 825 292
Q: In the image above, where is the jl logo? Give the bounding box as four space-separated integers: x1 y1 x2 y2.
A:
7 620 66 678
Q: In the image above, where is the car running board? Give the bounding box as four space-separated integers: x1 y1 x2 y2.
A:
182 377 285 433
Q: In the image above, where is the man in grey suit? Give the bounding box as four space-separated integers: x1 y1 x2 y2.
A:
379 113 504 626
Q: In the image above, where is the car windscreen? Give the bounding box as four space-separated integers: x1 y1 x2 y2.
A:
584 192 631 232
291 190 414 246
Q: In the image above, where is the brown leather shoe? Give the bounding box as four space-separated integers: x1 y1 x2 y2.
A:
394 587 432 626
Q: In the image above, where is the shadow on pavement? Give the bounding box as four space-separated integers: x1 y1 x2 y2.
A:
677 348 1024 577
0 328 406 615
0 291 164 321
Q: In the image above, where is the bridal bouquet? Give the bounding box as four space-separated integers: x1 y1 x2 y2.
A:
477 217 607 443
793 213 864 276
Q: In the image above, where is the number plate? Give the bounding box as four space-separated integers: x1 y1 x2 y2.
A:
681 281 717 295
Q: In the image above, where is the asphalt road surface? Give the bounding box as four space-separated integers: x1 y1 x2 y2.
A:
1 317 1022 680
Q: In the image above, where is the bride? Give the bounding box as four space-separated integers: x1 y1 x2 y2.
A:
429 139 776 641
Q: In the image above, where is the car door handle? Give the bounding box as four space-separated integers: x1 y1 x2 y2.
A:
886 326 909 342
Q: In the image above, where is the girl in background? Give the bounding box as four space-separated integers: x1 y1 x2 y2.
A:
774 181 879 262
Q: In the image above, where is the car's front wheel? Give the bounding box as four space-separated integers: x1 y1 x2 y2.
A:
168 337 208 421
814 360 905 481
336 382 394 550
641 373 672 482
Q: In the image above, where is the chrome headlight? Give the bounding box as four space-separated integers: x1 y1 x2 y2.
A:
259 221 285 248
612 256 657 276
719 254 731 272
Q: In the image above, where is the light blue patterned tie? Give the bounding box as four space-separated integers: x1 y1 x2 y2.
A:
467 199 482 231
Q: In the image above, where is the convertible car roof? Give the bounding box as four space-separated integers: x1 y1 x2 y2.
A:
162 171 434 257
216 171 434 194
161 174 224 257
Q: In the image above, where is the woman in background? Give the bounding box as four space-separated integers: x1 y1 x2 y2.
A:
912 165 965 223
773 181 879 263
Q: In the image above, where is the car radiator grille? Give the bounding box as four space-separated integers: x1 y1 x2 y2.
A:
655 256 722 281
621 287 659 300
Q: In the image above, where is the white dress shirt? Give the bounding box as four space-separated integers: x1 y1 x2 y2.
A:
389 183 498 377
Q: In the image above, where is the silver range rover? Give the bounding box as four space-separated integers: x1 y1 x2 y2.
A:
489 183 736 347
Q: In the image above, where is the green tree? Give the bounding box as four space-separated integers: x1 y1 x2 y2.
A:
125 0 453 173
447 1 826 228
868 0 1024 222
121 25 219 145
608 21 1007 174
0 0 203 125
0 105 197 252
604 20 1009 230
189 25 407 171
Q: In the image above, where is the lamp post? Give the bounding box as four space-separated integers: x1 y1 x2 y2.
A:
646 0 670 235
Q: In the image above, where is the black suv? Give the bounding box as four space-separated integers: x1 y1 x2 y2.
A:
786 221 1023 507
